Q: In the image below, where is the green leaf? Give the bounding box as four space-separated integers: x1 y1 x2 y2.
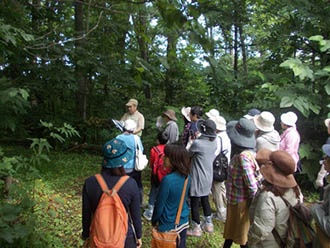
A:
309 35 323 41
280 96 294 108
325 83 330 95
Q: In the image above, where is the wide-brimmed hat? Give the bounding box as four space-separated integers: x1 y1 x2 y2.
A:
253 111 275 132
163 109 177 121
211 115 227 131
181 107 191 122
244 108 261 120
126 98 138 106
206 109 220 119
322 144 330 157
324 118 330 128
102 138 129 168
281 111 298 126
227 118 256 149
259 150 297 188
197 119 217 138
123 119 137 132
256 148 272 166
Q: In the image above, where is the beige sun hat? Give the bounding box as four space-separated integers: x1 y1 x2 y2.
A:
126 98 138 106
212 115 227 131
163 109 177 121
253 111 275 132
206 109 220 119
181 107 191 122
325 118 330 128
280 111 298 127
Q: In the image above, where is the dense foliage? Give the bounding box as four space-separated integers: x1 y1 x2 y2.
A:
0 0 329 246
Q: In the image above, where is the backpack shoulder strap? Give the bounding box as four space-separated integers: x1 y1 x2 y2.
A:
112 176 129 196
95 174 109 192
219 136 223 153
153 146 162 155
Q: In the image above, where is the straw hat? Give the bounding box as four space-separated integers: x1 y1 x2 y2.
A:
259 150 297 188
253 111 275 132
281 111 298 126
227 118 256 149
181 107 191 122
163 109 177 121
102 139 129 168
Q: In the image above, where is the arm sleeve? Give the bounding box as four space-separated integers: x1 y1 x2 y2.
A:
82 182 92 239
241 155 259 198
152 176 170 226
248 192 276 245
129 180 143 239
137 114 145 131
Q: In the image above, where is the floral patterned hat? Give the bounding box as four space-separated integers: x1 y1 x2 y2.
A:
102 138 129 168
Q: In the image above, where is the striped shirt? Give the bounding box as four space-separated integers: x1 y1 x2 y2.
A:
226 150 263 204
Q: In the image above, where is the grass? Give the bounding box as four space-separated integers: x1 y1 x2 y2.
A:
2 145 320 247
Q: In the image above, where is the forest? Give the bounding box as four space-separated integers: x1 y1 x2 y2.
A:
0 0 329 247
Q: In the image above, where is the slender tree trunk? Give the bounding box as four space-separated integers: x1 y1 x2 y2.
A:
239 24 247 72
74 0 87 120
135 4 151 99
165 33 178 105
233 23 238 78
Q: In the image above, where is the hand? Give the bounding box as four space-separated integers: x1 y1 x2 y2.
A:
137 238 142 248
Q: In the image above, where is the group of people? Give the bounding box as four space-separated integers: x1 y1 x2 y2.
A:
81 98 330 248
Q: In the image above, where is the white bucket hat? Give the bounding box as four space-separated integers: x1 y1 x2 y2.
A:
280 111 298 127
124 119 137 132
206 109 220 119
253 111 275 132
325 118 330 128
211 115 227 131
181 107 191 122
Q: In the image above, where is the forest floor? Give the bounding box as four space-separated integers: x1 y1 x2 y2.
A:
3 146 320 248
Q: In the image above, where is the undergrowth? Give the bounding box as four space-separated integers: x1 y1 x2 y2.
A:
1 145 320 247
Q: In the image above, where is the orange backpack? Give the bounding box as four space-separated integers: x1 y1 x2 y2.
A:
89 174 129 248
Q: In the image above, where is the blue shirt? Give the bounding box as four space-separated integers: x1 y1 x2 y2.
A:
116 133 144 170
152 172 190 232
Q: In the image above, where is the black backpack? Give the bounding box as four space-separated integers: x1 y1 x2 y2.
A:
213 137 229 182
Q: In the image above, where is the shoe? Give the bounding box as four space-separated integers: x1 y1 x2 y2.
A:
186 224 202 237
143 205 153 221
211 213 226 222
143 210 152 221
201 216 214 233
201 222 214 233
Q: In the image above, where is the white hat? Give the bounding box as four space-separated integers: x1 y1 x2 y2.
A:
280 111 298 127
124 119 137 132
325 118 330 128
206 109 220 119
181 107 191 122
253 111 275 132
211 115 227 131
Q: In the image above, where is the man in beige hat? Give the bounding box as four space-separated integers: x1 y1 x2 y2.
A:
121 98 145 136
161 109 179 144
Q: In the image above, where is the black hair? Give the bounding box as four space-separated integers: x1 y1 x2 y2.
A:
157 131 168 145
101 167 126 176
190 106 203 119
164 142 191 176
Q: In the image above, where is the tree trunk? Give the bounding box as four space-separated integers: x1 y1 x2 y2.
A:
165 33 178 105
239 24 247 73
74 0 87 121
